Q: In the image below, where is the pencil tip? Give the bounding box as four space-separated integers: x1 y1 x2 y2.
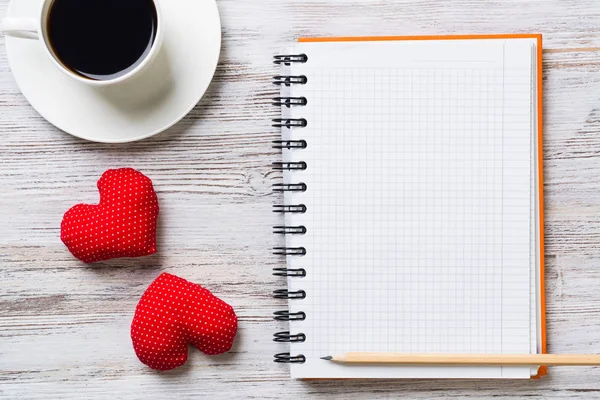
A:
321 356 332 360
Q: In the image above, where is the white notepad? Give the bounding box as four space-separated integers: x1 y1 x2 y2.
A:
275 35 544 379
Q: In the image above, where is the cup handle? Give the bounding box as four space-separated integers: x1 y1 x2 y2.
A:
0 17 39 39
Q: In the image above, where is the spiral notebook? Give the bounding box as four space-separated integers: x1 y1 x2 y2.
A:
273 34 545 379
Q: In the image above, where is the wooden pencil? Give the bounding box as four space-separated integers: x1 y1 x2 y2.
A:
321 353 600 366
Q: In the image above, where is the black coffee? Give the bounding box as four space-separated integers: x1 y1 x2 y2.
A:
48 0 158 81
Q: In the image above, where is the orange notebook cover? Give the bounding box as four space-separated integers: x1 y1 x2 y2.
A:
280 35 545 379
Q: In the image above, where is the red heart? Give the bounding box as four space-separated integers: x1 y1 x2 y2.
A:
60 168 159 263
130 273 238 371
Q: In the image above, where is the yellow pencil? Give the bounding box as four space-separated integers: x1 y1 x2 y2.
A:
321 353 600 366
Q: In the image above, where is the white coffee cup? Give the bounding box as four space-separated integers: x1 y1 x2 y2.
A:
0 0 163 87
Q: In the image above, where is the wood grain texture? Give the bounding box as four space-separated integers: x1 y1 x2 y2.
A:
2 0 600 398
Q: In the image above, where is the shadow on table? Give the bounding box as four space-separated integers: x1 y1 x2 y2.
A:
300 374 551 395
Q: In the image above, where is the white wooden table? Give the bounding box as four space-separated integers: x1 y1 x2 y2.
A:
2 0 600 398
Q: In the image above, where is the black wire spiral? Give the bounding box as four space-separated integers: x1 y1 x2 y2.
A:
272 118 308 128
273 54 308 65
272 226 307 235
272 97 308 107
273 332 306 343
272 204 307 214
273 268 306 277
272 54 308 364
272 140 307 150
272 183 307 193
273 75 308 86
274 353 306 364
272 161 307 171
273 311 306 321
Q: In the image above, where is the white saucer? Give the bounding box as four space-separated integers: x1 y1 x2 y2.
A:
6 0 221 143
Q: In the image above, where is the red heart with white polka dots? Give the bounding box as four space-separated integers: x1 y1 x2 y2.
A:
131 273 238 371
60 168 159 263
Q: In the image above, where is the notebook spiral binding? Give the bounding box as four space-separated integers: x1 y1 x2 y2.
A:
272 54 308 364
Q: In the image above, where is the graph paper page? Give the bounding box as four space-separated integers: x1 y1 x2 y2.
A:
281 38 538 379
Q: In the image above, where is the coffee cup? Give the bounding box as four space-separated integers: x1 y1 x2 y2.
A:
1 0 163 86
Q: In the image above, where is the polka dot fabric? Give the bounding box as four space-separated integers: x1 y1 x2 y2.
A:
60 168 159 263
131 273 238 371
